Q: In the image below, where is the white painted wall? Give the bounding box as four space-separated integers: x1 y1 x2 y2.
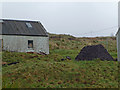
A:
117 33 120 61
1 35 49 54
118 2 120 61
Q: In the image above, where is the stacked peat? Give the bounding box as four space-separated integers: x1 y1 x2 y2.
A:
75 44 114 61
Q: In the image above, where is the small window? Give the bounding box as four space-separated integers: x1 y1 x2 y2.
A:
28 40 33 48
26 23 32 28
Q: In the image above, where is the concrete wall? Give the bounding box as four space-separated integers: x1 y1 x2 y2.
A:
118 2 120 61
117 33 120 61
1 35 49 54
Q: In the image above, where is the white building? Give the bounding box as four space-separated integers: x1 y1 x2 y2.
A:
116 2 120 61
0 19 49 54
116 28 120 61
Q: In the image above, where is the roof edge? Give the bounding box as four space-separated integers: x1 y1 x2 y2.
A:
116 28 120 36
0 18 40 23
0 34 49 37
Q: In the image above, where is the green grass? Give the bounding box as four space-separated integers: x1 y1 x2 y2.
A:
2 34 119 88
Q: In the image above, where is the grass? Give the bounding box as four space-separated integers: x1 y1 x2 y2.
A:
2 34 119 88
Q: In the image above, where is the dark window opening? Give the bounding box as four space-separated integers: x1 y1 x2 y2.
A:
28 40 33 48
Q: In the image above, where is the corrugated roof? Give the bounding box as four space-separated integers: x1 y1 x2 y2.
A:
0 19 48 37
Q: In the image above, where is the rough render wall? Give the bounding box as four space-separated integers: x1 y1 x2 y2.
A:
0 24 2 51
118 2 120 61
2 35 49 54
116 2 120 61
117 33 120 61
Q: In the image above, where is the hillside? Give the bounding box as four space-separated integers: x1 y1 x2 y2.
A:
2 34 119 88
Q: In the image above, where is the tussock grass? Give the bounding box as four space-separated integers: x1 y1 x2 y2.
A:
2 34 118 88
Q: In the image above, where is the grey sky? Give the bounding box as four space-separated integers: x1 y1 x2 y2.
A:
2 2 118 37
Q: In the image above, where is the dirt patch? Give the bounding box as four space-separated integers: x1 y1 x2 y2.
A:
2 62 7 65
75 44 114 61
27 52 47 55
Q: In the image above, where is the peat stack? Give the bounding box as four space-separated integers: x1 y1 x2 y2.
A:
75 44 114 61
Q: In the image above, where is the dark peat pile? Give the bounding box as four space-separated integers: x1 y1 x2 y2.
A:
75 44 114 61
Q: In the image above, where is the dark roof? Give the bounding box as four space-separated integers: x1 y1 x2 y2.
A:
116 28 120 36
0 19 48 37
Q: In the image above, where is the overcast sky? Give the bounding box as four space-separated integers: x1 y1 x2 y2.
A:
2 2 118 37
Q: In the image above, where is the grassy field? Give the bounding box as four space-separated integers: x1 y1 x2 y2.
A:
2 34 119 88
